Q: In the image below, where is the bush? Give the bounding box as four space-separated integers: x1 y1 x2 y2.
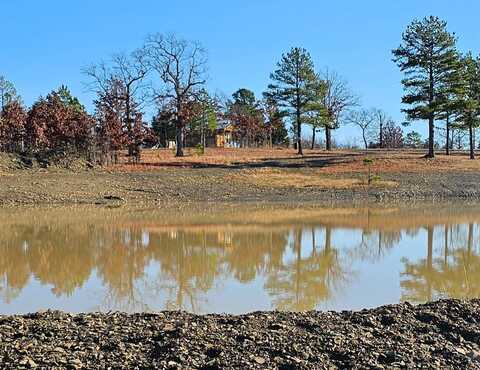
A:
195 143 205 156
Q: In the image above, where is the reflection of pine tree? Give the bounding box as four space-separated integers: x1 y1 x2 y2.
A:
348 229 401 262
265 227 348 311
401 224 480 303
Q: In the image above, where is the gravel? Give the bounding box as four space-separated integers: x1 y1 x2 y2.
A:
0 299 479 369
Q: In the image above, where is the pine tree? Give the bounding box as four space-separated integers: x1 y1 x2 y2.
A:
0 76 20 110
392 16 459 158
454 54 480 159
265 47 317 155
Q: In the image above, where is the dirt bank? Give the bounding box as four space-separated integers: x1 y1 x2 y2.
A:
1 149 480 206
0 166 479 206
1 299 479 369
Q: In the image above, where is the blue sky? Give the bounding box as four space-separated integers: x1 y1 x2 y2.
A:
1 0 479 145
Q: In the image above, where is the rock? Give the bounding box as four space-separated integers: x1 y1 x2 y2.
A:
468 350 480 361
0 300 478 369
68 358 82 369
104 195 125 201
27 358 37 368
163 323 176 332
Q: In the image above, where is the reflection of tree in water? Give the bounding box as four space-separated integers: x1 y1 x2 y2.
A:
0 235 30 303
1 211 480 312
222 231 288 283
148 230 224 312
348 229 402 262
401 224 480 303
265 227 349 311
94 227 153 312
0 224 95 298
0 221 350 312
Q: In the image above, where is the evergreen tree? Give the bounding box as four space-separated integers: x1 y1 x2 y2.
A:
227 88 263 147
392 16 459 158
0 76 20 110
265 47 317 155
405 131 423 148
57 85 85 113
454 54 480 159
188 90 218 147
304 77 328 149
152 106 176 148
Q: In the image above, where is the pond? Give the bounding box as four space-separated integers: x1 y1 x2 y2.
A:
0 204 479 314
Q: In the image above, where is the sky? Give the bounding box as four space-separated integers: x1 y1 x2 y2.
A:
1 0 479 146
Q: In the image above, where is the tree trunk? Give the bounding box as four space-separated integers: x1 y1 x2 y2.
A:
444 225 448 268
325 127 332 151
469 122 475 160
362 130 368 150
445 114 450 156
427 114 435 158
379 122 384 148
311 128 316 150
324 226 331 252
427 65 435 159
296 108 302 155
426 226 433 301
176 119 184 157
468 223 473 256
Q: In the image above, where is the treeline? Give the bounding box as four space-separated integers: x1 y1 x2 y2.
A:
2 16 478 161
393 16 480 159
0 83 96 160
0 33 372 161
0 34 410 161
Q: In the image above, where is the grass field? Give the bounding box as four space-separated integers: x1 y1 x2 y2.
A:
112 147 480 174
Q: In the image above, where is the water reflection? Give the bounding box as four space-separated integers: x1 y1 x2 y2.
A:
0 205 479 313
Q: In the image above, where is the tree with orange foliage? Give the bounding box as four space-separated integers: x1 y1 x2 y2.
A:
0 100 27 152
26 87 94 157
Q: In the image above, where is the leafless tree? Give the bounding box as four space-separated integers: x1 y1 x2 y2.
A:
373 109 389 148
143 33 207 157
319 69 358 150
346 109 377 149
83 50 149 155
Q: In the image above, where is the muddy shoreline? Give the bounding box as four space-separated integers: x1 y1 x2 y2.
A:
1 167 480 206
0 300 478 369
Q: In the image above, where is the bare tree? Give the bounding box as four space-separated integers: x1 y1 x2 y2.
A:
373 109 389 148
144 33 207 157
319 69 358 151
83 50 149 156
346 109 377 149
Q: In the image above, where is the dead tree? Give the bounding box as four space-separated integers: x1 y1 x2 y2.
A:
144 33 207 157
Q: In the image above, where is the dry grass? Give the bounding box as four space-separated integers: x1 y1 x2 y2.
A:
232 168 397 189
110 148 480 174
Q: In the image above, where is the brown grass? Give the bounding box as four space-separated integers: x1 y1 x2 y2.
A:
109 148 480 174
231 168 397 189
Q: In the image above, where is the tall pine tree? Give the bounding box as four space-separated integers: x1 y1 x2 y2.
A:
454 54 480 159
392 16 458 158
265 47 317 155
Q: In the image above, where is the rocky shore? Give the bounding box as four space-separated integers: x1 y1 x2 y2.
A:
1 300 479 369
